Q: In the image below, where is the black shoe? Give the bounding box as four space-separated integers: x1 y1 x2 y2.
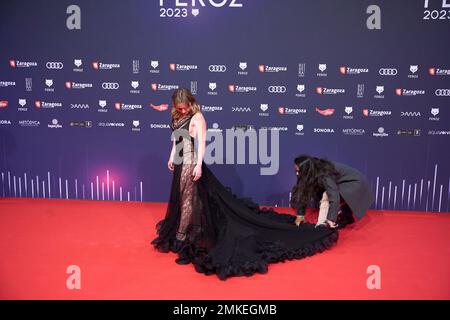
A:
337 213 355 229
175 255 191 265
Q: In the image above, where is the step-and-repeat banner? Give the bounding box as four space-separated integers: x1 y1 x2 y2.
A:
1 0 449 212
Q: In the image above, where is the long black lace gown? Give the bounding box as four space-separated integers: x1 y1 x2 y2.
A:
151 114 338 280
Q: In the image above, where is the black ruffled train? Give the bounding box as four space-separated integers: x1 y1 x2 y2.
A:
151 162 338 281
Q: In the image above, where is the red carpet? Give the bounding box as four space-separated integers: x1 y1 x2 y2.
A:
0 197 449 300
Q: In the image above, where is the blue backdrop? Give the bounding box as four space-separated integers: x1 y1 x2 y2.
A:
1 0 449 212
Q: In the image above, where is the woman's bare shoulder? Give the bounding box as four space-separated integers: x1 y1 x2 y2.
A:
193 111 205 122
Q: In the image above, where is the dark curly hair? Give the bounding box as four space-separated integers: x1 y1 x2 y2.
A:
290 154 341 210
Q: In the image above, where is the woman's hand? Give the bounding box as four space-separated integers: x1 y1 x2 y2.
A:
192 164 202 181
167 157 174 171
294 215 305 227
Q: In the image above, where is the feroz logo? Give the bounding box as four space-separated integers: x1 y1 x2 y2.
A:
345 107 353 115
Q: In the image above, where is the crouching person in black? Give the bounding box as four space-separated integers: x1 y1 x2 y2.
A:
290 154 374 229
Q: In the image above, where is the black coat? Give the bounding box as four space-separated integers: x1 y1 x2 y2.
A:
297 161 374 220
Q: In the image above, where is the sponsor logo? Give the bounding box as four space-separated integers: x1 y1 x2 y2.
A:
363 109 392 117
9 60 37 68
97 122 123 127
0 101 8 108
400 111 421 117
48 119 62 129
316 87 345 95
395 88 426 96
429 107 440 121
18 99 27 111
339 66 369 75
428 130 450 135
408 65 419 78
149 60 159 73
357 84 364 98
315 107 335 116
150 123 171 129
130 81 140 94
379 68 398 76
201 105 222 112
208 65 226 72
238 62 248 75
0 120 12 125
70 103 90 109
373 127 389 137
169 63 198 71
151 83 179 91
295 124 305 136
429 67 450 76
92 61 120 70
313 128 335 134
132 120 140 132
342 128 365 135
435 89 450 96
397 129 421 136
374 85 385 98
295 84 306 98
278 106 306 115
98 100 108 113
34 100 62 109
102 82 120 90
0 81 16 87
343 106 354 119
228 84 257 93
232 106 252 112
19 120 40 127
258 64 288 73
207 82 218 95
114 102 143 111
65 81 93 89
44 79 54 92
70 121 93 128
259 103 269 116
73 59 83 72
46 62 64 69
317 63 327 77
267 85 286 93
298 63 306 77
150 103 169 111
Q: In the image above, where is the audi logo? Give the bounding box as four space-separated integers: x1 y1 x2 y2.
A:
102 82 120 90
208 65 227 72
268 86 287 93
378 68 398 76
46 62 64 69
435 89 450 96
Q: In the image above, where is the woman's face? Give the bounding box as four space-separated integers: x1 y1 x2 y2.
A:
175 103 190 115
294 164 300 176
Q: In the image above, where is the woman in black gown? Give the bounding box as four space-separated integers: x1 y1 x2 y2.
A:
151 88 338 280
